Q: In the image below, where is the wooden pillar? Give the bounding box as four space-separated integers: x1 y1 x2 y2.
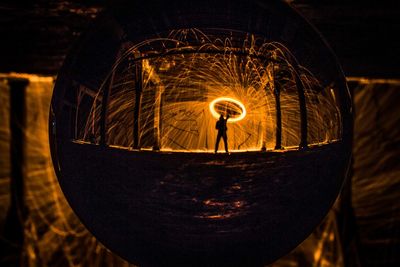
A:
133 59 143 150
274 88 283 150
153 84 163 151
1 78 29 267
273 64 283 150
337 83 361 267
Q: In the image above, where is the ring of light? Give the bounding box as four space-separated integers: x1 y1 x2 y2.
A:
209 97 247 123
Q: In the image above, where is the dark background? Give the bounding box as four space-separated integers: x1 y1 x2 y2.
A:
1 0 399 77
0 0 399 266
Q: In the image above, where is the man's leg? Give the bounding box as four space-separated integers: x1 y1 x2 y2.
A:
223 134 228 153
215 134 221 153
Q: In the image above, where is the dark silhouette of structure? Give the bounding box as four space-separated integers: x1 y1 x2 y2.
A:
215 114 229 153
1 78 29 267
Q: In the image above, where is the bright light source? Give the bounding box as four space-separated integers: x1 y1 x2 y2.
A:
209 97 247 123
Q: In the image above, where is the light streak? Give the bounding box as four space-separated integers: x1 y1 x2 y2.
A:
209 97 247 122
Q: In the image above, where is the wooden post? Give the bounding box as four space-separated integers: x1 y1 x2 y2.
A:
1 78 29 267
153 84 163 151
133 59 143 150
273 64 283 150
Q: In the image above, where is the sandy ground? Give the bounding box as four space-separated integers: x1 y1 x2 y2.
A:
57 141 348 266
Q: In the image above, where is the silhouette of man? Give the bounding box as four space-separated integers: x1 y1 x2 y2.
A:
215 114 229 153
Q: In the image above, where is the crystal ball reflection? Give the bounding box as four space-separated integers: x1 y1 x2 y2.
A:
50 1 352 266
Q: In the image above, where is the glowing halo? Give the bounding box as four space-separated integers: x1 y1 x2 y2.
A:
209 97 247 123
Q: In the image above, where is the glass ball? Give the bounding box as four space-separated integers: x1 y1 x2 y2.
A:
50 1 352 266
